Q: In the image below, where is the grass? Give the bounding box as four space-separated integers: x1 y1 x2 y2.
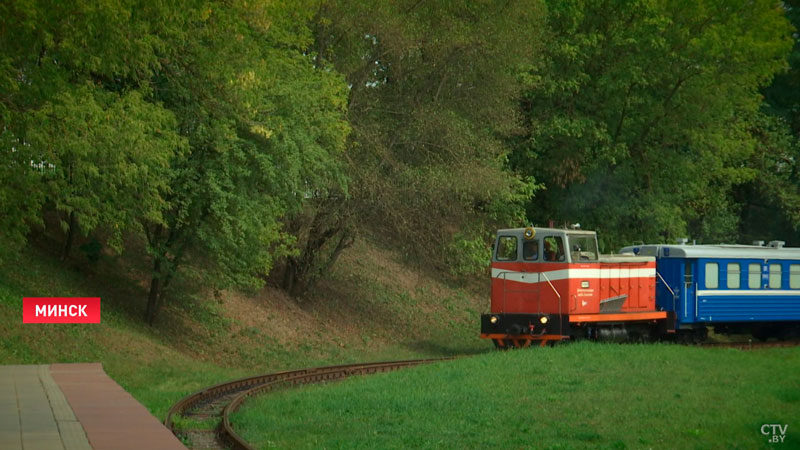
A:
0 245 246 419
0 234 492 421
232 342 800 449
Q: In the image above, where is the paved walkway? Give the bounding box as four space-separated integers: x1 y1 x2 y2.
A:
1 363 186 450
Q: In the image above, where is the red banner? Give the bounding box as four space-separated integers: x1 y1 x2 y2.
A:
23 297 101 324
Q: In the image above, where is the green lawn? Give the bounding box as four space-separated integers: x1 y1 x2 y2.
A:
232 342 800 449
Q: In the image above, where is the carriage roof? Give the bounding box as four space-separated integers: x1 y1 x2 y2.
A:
622 244 800 260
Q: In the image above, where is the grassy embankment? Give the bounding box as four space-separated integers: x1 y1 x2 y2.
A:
0 234 490 420
233 342 800 449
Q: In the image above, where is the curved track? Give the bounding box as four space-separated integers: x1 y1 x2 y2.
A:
165 341 797 449
165 358 451 450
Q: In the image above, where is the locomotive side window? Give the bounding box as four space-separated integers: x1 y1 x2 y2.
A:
567 234 599 261
705 263 718 289
727 263 740 289
769 263 782 289
748 263 761 289
791 264 800 289
543 236 565 261
496 236 518 261
522 240 539 261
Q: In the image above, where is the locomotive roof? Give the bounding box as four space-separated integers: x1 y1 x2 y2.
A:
497 227 597 236
621 244 800 260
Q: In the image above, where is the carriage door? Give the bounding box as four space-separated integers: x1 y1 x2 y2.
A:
683 260 696 323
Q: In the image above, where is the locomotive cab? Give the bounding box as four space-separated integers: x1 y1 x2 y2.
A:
481 227 667 348
495 227 598 264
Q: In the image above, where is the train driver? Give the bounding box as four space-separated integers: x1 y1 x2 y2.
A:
544 237 564 261
523 240 539 260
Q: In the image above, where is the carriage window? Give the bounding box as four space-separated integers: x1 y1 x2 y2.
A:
496 236 518 261
522 240 539 261
748 263 761 289
791 264 800 289
727 263 740 289
705 263 718 289
769 264 782 289
543 236 565 262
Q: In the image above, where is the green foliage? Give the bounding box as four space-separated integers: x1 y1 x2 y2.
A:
513 0 793 247
743 1 800 246
25 86 183 252
141 0 350 321
764 0 800 135
0 0 185 259
3 0 800 314
310 0 543 276
736 113 800 245
0 129 44 259
0 0 350 320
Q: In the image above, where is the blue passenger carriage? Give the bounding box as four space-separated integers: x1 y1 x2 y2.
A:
623 241 800 341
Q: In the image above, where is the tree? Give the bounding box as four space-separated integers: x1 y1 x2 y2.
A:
735 113 800 245
0 0 184 258
512 0 793 248
0 129 44 260
279 0 543 292
141 0 350 322
1 0 349 323
26 87 183 259
737 1 800 245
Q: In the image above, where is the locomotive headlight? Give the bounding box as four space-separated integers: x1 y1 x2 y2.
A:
539 316 549 324
523 227 536 240
490 315 499 324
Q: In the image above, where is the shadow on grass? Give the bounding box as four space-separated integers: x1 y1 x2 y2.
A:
20 229 223 348
402 339 491 357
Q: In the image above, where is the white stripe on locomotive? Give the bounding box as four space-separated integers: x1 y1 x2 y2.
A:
491 268 656 282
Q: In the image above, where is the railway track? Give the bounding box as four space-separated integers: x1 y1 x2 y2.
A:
164 358 451 450
165 341 795 449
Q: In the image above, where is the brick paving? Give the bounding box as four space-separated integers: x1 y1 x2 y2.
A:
1 364 186 450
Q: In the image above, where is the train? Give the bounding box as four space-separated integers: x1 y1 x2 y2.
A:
480 226 800 348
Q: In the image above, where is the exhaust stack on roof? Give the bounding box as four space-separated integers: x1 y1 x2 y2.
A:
768 240 785 249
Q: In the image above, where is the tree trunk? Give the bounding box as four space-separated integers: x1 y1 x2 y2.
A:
305 229 354 293
61 211 76 261
145 257 162 325
145 225 165 325
282 260 297 294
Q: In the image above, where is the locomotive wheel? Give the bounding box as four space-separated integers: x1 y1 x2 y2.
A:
676 328 708 344
495 338 522 349
492 338 515 350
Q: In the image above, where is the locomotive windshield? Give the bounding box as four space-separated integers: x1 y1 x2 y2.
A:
567 234 599 261
496 235 518 261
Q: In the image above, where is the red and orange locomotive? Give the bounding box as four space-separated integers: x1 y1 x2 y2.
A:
481 227 668 347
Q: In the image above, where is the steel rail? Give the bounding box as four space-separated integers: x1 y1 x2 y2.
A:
167 342 797 448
